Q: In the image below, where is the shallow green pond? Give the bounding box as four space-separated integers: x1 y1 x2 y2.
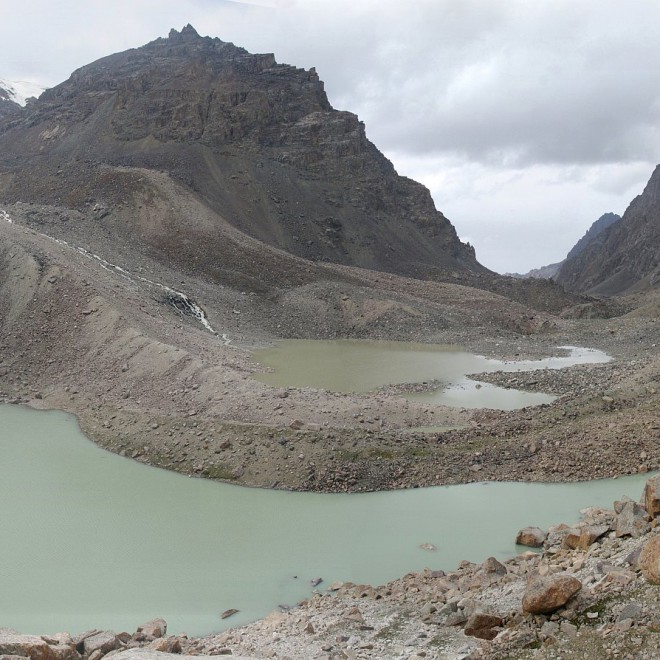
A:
252 340 610 410
0 403 647 637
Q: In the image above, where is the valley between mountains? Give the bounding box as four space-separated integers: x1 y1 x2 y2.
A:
1 24 660 660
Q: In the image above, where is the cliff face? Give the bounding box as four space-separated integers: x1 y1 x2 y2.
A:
0 25 483 281
557 170 660 295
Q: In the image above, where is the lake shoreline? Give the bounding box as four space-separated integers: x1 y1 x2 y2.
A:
2 468 660 659
2 318 658 495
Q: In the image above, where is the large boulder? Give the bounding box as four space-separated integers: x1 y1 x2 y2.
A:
516 527 547 548
0 634 57 660
522 574 582 614
136 619 167 639
563 524 610 550
614 498 651 538
640 535 660 583
82 631 118 657
643 475 660 518
464 612 503 640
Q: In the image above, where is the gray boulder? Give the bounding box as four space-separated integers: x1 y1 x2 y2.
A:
614 498 650 538
83 632 118 657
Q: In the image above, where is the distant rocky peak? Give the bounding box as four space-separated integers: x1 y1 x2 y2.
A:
565 212 621 261
168 24 202 42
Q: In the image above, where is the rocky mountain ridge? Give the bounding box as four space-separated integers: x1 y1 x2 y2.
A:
565 211 620 262
556 168 660 295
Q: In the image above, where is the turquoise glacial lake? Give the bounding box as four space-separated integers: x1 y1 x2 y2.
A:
0 403 649 637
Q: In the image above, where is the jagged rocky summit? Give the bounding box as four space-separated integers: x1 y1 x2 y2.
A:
0 24 483 284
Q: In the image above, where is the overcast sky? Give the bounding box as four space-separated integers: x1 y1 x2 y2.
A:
2 0 660 273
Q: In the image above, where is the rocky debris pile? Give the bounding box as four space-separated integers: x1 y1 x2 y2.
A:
0 618 185 660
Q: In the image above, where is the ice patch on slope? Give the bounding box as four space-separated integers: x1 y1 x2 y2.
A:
0 78 47 106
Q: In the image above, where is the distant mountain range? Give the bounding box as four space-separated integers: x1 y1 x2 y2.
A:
2 25 656 305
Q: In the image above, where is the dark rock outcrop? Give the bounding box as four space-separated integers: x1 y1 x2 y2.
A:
511 213 620 282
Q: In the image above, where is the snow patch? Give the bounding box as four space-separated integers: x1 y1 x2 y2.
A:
0 78 47 106
0 209 13 224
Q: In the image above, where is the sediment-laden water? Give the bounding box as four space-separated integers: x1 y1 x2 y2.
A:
252 340 610 410
0 402 647 637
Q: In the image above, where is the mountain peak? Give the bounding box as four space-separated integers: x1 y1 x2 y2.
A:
168 24 202 42
0 28 484 282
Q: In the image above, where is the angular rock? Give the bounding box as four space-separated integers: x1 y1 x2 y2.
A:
625 545 644 567
464 612 503 640
50 645 81 660
563 524 610 550
545 524 579 549
540 620 560 641
71 630 100 652
640 535 660 583
445 611 468 627
617 602 643 622
147 637 181 654
643 475 660 518
522 574 582 614
0 635 57 660
136 619 167 639
41 634 74 647
516 526 547 548
615 499 651 538
481 556 507 575
83 631 118 657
